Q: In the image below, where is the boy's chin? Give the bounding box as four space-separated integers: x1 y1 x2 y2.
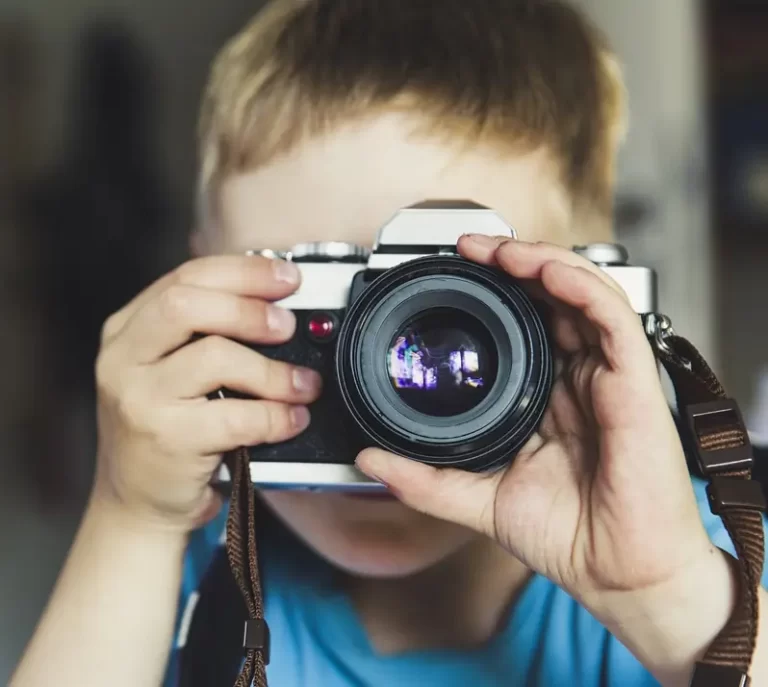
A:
260 490 478 579
315 531 474 579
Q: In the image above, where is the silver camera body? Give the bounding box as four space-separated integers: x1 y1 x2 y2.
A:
222 201 656 490
274 200 656 315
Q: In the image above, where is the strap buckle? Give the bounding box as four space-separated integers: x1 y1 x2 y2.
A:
690 663 750 686
685 399 765 516
708 476 767 515
685 399 753 475
243 618 271 665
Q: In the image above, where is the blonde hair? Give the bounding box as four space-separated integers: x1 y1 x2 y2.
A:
199 0 626 224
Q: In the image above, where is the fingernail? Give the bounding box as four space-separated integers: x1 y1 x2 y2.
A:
293 367 321 394
291 406 310 430
272 259 300 284
267 305 296 333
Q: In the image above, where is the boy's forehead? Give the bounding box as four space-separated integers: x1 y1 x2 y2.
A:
218 114 575 254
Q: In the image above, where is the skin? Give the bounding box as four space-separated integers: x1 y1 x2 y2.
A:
11 112 768 687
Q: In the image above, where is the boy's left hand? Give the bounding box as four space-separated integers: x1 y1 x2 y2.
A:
356 236 735 675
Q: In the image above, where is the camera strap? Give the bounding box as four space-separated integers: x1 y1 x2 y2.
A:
223 314 765 687
223 444 269 687
648 318 766 686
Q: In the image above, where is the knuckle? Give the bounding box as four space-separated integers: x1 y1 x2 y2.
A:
97 372 152 437
100 312 122 342
158 284 193 324
174 259 206 285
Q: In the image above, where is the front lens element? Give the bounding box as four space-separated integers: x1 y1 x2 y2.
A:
335 255 553 472
386 310 498 417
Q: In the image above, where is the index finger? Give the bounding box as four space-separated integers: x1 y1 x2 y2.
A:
458 236 630 303
103 254 300 342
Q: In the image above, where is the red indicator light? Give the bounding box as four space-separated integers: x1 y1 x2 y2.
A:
308 314 335 339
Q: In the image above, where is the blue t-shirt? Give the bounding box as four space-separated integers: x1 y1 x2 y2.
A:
164 477 768 686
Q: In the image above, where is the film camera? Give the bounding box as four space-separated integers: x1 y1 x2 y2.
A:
221 201 656 490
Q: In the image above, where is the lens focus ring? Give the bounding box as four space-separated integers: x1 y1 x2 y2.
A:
335 255 553 472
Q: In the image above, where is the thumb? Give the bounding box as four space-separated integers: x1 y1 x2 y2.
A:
355 449 503 538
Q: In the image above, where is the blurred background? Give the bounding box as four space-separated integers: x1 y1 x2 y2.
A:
0 0 765 681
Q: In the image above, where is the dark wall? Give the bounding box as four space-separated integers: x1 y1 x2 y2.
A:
0 1 263 680
706 0 768 423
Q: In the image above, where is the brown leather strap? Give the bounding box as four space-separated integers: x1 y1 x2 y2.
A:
224 446 268 687
656 334 765 685
222 328 765 687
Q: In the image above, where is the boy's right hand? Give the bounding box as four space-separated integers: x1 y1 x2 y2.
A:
93 255 321 533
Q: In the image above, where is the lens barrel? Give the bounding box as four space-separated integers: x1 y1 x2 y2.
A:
335 255 553 472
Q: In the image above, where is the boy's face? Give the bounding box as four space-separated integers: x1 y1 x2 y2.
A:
211 112 610 578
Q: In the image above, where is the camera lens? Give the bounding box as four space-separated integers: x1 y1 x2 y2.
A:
386 310 498 417
335 254 553 473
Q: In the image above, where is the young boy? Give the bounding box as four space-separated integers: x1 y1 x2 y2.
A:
12 1 768 685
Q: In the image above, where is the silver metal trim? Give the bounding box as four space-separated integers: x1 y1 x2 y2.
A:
573 243 629 266
290 242 370 262
275 262 362 309
374 202 518 249
253 248 283 260
365 253 433 270
599 264 657 314
216 462 385 491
